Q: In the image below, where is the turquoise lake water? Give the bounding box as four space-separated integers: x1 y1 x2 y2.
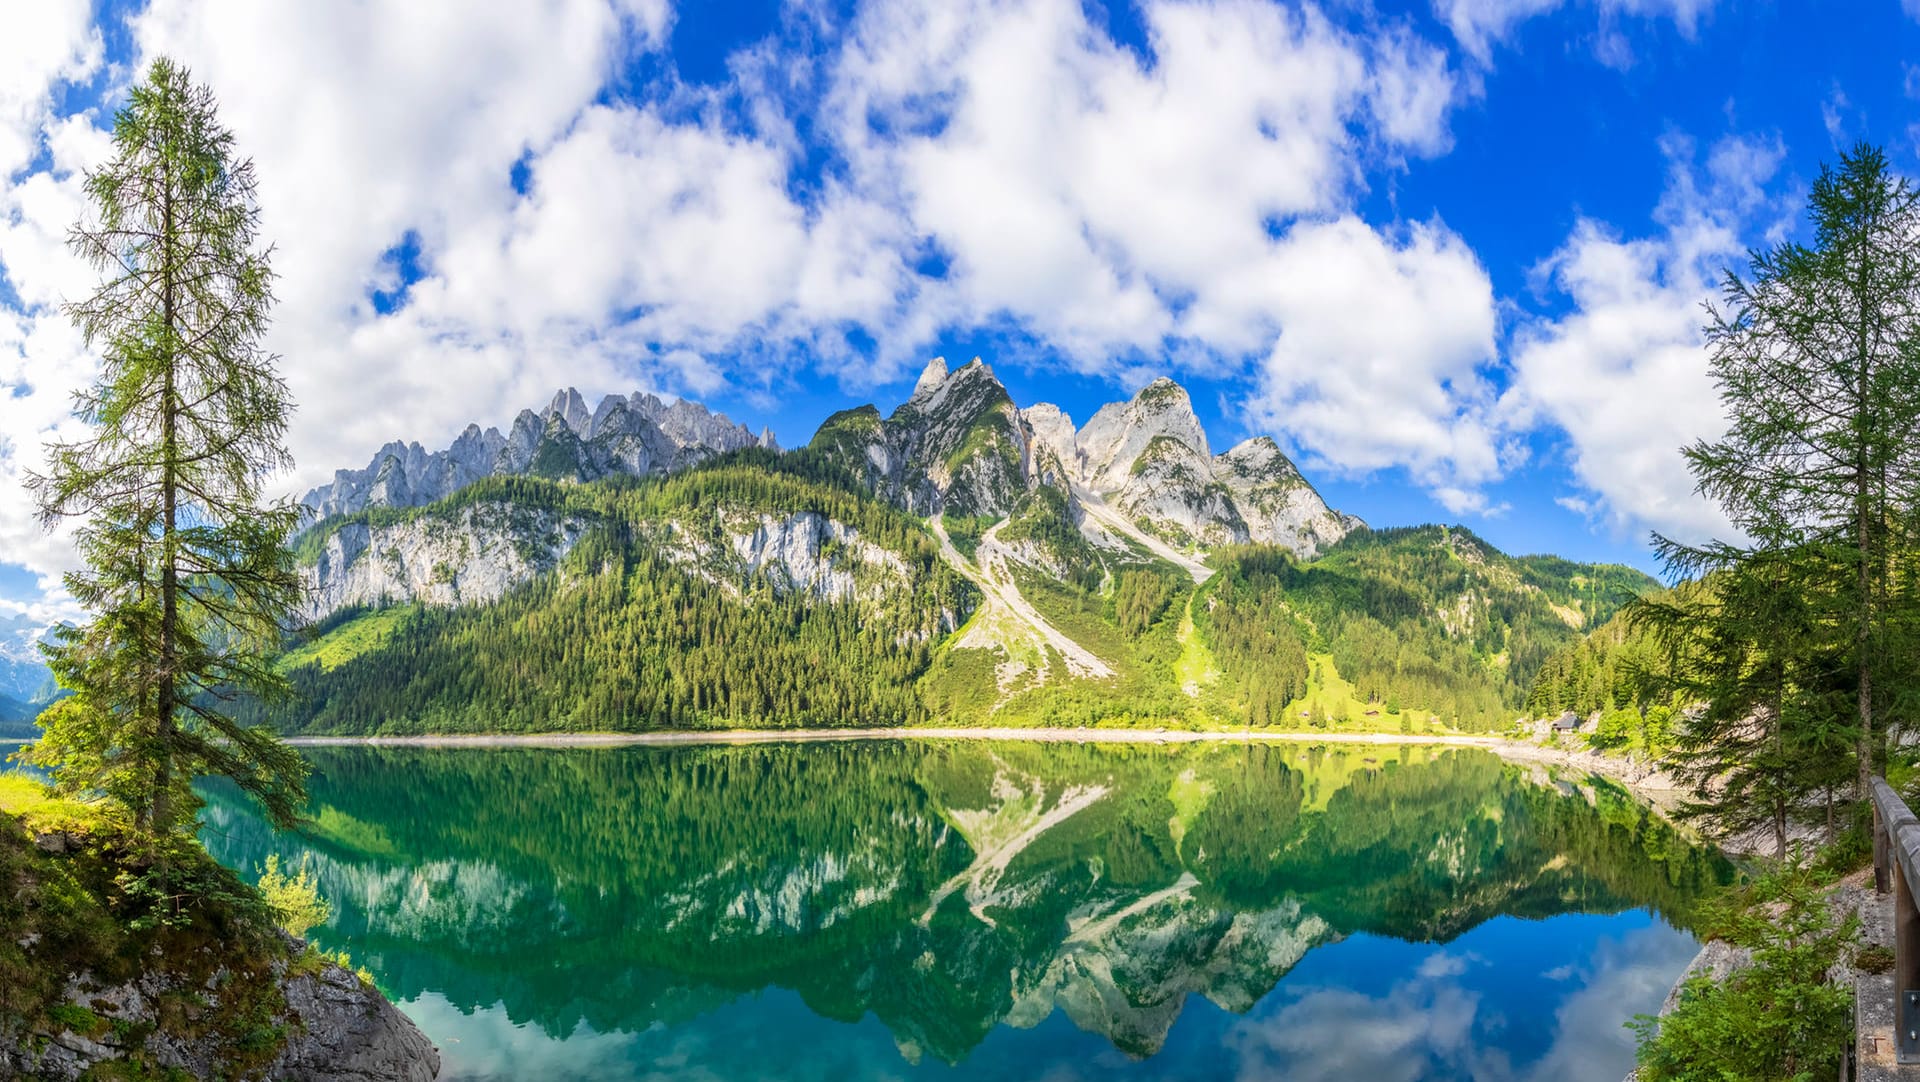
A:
194 740 1729 1081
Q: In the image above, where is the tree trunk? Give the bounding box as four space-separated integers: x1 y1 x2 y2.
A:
1855 224 1877 807
153 152 178 837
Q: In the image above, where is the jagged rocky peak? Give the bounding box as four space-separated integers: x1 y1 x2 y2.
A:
303 386 773 519
806 357 1031 518
901 356 1005 416
912 356 949 399
546 388 593 436
1076 377 1212 492
810 362 1362 558
895 358 1027 516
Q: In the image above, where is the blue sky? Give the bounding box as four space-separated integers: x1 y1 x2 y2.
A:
2 0 1919 621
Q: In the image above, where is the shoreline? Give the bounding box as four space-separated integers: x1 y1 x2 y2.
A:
283 726 1684 801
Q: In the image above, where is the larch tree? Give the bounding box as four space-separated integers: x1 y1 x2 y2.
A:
1655 143 1920 806
26 58 307 837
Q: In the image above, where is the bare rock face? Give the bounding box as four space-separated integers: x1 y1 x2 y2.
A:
1076 377 1213 493
304 387 771 518
1067 382 1357 558
272 964 440 1082
302 504 588 623
1019 403 1079 486
1111 434 1245 549
5 949 439 1082
1213 437 1358 557
811 364 1361 563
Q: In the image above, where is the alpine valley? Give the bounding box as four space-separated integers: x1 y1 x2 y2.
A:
257 360 1655 736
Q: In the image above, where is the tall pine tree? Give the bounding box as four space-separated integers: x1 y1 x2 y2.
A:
1655 143 1920 806
27 58 306 835
1633 549 1854 857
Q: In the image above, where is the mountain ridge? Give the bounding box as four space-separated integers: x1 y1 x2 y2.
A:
265 361 1658 736
302 388 778 519
809 359 1360 560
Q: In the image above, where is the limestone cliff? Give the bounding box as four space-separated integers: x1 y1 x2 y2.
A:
651 509 929 612
301 504 589 622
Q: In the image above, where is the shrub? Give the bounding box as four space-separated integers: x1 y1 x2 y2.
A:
1631 858 1855 1081
257 854 329 939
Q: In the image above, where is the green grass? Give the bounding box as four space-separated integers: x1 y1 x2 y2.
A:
1278 652 1453 735
279 606 415 673
0 771 50 815
1172 593 1220 696
941 514 996 562
0 771 104 834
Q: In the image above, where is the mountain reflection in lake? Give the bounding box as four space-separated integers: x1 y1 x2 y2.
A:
197 741 1728 1081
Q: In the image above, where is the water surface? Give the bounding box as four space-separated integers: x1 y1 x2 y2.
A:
198 741 1728 1081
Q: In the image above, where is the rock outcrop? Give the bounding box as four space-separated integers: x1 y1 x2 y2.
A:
271 962 441 1082
7 944 439 1082
303 387 770 518
302 503 588 622
652 510 922 610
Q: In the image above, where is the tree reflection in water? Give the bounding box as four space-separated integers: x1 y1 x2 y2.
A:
198 741 1728 1080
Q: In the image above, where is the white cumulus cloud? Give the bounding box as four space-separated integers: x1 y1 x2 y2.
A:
0 0 1788 612
1502 133 1793 544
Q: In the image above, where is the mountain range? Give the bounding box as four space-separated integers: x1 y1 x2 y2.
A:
303 388 777 518
259 359 1657 735
0 612 57 710
808 359 1358 557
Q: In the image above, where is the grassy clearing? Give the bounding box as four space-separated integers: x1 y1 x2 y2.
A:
1172 594 1220 696
0 771 103 834
279 606 414 673
1278 652 1455 736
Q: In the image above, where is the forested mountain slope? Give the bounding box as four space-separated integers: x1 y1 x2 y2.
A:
267 369 1656 735
1525 605 1669 718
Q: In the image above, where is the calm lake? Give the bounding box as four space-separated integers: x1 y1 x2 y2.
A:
197 741 1729 1082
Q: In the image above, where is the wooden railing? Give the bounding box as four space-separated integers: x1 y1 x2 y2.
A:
1871 776 1920 1063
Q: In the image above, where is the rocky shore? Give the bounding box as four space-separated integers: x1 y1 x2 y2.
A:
5 939 440 1082
285 725 1690 805
0 803 440 1082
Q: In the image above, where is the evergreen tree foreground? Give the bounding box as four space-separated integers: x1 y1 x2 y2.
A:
21 58 308 845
